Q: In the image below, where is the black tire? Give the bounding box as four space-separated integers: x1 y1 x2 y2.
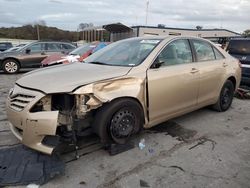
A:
3 59 20 74
93 98 144 144
212 80 235 112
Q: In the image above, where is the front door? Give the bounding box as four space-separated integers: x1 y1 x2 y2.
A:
147 39 199 125
20 43 47 68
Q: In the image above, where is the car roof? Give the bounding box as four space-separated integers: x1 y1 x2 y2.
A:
29 41 74 44
123 36 212 44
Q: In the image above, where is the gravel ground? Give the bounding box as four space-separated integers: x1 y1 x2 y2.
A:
0 71 250 188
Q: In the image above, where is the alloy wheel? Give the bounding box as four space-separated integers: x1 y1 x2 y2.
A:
5 61 18 73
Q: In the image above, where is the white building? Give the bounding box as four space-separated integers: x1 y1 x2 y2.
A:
79 23 242 43
132 26 241 39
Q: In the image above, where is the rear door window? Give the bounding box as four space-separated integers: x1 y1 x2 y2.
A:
213 47 225 60
192 40 215 61
61 43 75 50
46 43 60 51
29 43 45 52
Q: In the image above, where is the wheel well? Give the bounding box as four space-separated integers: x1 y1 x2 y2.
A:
227 76 236 90
2 58 21 68
109 97 145 122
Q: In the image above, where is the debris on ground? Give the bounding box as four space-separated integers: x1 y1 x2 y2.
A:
139 139 145 150
235 87 250 99
140 179 150 187
106 142 135 156
148 148 154 154
79 181 86 185
169 165 185 172
26 184 40 188
189 137 217 151
0 145 65 187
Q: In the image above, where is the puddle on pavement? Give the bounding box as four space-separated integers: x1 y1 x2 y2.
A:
146 121 197 142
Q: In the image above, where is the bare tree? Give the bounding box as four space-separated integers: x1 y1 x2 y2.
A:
158 24 165 28
37 20 46 26
242 29 250 37
78 23 88 31
78 23 94 41
196 25 203 30
78 23 94 31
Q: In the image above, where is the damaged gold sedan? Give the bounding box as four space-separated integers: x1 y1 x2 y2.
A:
6 36 241 154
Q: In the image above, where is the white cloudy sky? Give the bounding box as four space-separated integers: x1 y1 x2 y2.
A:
0 0 249 33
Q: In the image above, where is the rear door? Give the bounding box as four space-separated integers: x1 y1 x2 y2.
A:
45 42 62 56
147 39 199 124
191 39 226 104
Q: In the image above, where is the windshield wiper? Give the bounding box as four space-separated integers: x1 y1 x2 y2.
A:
87 61 110 65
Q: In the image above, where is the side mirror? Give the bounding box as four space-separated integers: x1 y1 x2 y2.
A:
25 48 31 54
152 57 164 69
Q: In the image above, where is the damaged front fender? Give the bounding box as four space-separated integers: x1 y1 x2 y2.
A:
73 77 147 119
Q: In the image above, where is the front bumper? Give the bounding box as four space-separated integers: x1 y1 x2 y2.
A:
6 84 59 155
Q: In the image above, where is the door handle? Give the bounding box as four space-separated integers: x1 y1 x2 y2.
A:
223 62 228 67
190 68 199 74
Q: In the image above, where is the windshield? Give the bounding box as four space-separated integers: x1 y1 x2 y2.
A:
70 44 95 55
16 43 31 51
84 38 161 67
227 40 250 55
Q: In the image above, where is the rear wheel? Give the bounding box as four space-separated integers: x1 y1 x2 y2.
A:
3 59 20 74
93 98 144 144
212 80 235 112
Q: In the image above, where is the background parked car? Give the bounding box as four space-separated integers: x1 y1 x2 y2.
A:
0 42 13 52
0 41 76 73
41 41 109 67
227 38 250 86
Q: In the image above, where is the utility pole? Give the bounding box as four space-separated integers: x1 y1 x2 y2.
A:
82 29 84 43
145 0 149 25
36 24 40 40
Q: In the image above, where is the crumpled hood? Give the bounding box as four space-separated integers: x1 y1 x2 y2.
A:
16 63 132 93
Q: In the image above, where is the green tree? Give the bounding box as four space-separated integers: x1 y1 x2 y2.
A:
0 25 78 41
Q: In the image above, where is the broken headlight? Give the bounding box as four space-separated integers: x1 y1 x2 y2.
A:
30 95 52 112
75 95 90 117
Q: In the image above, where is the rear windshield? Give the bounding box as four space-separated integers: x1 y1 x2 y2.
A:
227 40 250 55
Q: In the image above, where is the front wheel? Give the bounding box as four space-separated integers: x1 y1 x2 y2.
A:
93 98 144 144
3 59 20 74
212 80 235 112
